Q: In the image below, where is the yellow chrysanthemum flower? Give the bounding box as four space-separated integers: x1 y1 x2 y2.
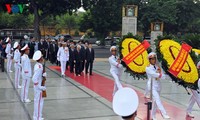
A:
159 39 198 83
121 38 149 73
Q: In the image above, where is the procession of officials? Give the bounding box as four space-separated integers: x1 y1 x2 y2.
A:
17 35 95 76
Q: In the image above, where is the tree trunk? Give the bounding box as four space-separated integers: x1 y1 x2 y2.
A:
31 0 41 40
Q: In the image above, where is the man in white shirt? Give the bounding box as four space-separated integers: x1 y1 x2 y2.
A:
146 52 170 120
32 50 47 120
109 46 123 95
57 42 69 77
13 42 21 89
5 37 13 72
21 44 32 103
186 61 200 118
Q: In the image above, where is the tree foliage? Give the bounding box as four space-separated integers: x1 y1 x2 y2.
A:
0 0 200 38
79 0 123 39
0 12 33 28
0 0 84 39
55 14 78 34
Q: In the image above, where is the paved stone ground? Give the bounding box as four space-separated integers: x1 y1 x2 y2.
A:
0 61 124 120
0 60 199 120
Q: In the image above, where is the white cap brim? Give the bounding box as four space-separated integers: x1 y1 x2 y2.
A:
13 42 19 49
113 87 139 117
110 46 117 52
6 37 10 42
21 44 29 51
33 50 42 61
148 52 156 59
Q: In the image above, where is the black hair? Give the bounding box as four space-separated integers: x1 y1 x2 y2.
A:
121 114 134 119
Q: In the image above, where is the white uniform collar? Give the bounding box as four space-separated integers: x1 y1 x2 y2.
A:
37 62 42 65
23 54 28 57
149 64 156 67
112 55 117 58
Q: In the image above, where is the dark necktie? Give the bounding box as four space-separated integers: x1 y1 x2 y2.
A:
154 65 156 70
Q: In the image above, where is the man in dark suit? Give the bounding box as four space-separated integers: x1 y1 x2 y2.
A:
46 38 51 60
38 39 48 59
75 45 84 76
69 43 75 73
49 39 57 64
28 37 35 59
38 39 44 52
66 40 70 70
85 43 95 75
55 41 60 66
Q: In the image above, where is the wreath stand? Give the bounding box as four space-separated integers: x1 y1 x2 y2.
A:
145 78 153 120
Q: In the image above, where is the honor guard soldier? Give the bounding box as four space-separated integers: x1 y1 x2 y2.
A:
13 42 21 89
21 44 32 103
5 37 13 72
32 50 47 120
186 61 200 118
146 52 170 120
57 42 69 77
113 87 139 120
109 46 123 95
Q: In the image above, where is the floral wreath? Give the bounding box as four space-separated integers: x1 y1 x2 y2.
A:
119 33 151 80
155 35 199 90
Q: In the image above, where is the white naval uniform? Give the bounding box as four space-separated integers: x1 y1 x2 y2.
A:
187 79 200 113
21 54 32 101
5 43 13 72
146 64 167 118
32 62 45 120
57 47 69 75
14 49 21 88
109 55 123 95
144 77 151 97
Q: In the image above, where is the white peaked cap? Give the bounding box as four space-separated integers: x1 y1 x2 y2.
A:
110 46 117 52
21 44 29 51
13 42 19 49
6 37 10 42
112 87 139 117
33 50 43 61
24 35 29 39
148 52 156 59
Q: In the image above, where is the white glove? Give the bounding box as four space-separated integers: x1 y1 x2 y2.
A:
57 57 60 61
118 64 123 68
42 72 47 77
39 86 46 91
